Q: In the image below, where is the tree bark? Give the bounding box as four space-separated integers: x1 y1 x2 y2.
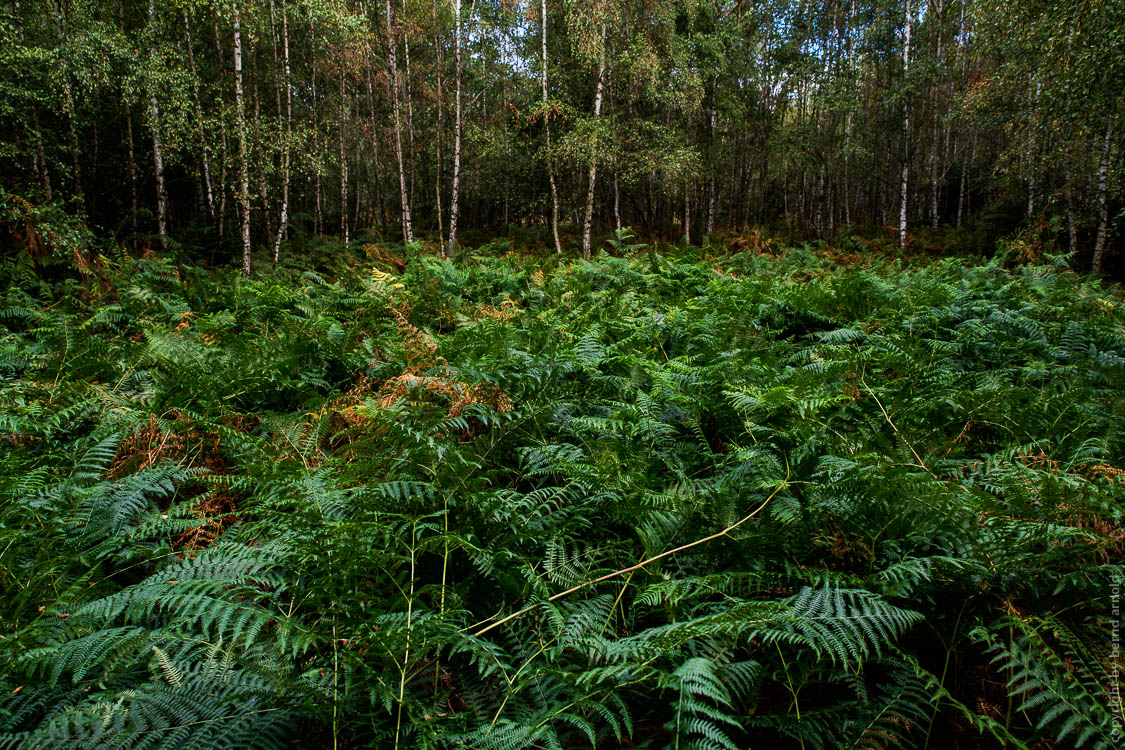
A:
1027 77 1041 218
15 1 52 201
339 79 349 245
213 19 229 237
683 190 691 244
581 23 607 258
123 101 137 243
707 91 717 235
385 0 414 243
147 1 167 250
253 54 271 245
957 134 974 228
184 11 215 220
1065 174 1077 255
898 0 912 249
271 0 291 261
233 5 252 276
542 0 562 254
1091 119 1114 272
929 0 943 229
432 0 444 256
402 0 416 208
311 25 322 235
53 0 85 213
448 0 463 249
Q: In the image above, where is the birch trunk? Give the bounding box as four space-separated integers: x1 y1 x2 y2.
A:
339 80 348 245
213 19 229 237
253 58 271 244
898 0 912 249
233 6 252 276
448 0 463 249
1065 174 1077 255
614 175 622 233
16 1 52 201
147 1 167 250
385 0 414 243
581 23 607 258
433 0 444 256
118 2 134 238
53 0 84 212
1091 120 1114 272
1027 77 1041 218
542 0 561 254
683 190 691 244
402 0 416 207
707 94 717 235
929 0 942 229
183 11 215 220
272 0 291 262
311 25 322 234
957 134 974 228
123 101 137 242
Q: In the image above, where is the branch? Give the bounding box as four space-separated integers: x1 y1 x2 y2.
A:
469 457 791 639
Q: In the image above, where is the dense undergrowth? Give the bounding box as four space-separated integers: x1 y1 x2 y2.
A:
0 243 1122 749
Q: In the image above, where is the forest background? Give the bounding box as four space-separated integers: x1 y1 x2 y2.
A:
1 0 1123 273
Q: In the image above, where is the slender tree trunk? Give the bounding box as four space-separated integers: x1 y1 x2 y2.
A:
706 91 717 235
385 0 413 243
1027 77 1041 218
957 134 974 228
31 110 52 201
123 101 137 243
898 0 912 249
15 1 52 201
930 0 943 229
844 110 852 227
502 29 510 230
184 11 215 220
930 95 939 228
1065 174 1078 255
118 2 135 240
147 1 167 250
448 0 463 249
311 25 322 234
581 23 607 258
402 0 416 208
432 0 444 256
272 0 291 262
614 175 622 233
843 0 854 227
213 19 229 237
53 0 85 213
233 6 252 276
683 189 691 244
542 0 562 254
339 79 349 245
253 56 271 244
1091 119 1114 272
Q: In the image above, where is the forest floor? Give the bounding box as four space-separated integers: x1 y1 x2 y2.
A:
1 243 1123 748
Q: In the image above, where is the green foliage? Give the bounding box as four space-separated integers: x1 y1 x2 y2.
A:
0 247 1122 748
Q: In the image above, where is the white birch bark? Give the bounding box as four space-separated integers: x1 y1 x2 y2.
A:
273 0 291 262
581 23 607 258
1092 120 1114 272
385 0 414 243
898 0 912 249
542 0 562 254
233 6 252 276
148 1 167 250
448 0 463 249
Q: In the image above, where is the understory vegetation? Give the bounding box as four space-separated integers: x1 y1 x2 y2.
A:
0 243 1123 748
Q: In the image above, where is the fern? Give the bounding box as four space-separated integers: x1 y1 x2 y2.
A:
2 247 1122 748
